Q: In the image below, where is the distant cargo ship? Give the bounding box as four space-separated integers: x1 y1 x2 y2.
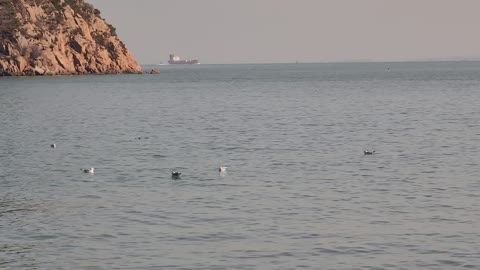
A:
168 54 199 64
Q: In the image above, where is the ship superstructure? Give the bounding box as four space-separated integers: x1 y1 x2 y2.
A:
168 54 199 64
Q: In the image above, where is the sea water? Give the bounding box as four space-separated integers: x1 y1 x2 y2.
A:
1 62 479 269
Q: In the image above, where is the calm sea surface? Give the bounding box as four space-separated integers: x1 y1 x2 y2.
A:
1 62 479 269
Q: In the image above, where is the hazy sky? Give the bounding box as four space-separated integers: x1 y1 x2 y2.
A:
87 0 480 64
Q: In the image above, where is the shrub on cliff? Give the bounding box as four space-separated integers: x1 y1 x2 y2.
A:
63 0 95 20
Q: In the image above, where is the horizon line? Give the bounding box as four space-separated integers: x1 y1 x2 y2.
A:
140 58 480 66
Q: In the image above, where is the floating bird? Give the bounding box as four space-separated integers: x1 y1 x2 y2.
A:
50 144 56 148
364 150 375 155
171 171 181 178
81 168 95 174
218 166 227 173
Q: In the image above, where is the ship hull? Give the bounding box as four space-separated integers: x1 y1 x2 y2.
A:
168 59 199 64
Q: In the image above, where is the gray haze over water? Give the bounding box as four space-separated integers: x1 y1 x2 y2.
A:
87 0 480 64
1 62 480 269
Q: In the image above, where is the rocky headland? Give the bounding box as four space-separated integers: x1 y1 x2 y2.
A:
0 0 142 76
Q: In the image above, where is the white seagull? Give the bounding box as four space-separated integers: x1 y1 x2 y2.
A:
218 166 227 173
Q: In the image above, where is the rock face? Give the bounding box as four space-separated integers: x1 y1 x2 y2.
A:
0 0 142 76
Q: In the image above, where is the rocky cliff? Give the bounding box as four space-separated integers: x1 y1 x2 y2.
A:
0 0 142 76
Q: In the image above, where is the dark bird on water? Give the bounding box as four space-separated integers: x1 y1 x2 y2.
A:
364 150 375 155
81 168 95 174
171 171 181 178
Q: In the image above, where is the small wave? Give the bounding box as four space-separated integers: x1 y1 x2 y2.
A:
77 195 102 199
436 259 463 266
